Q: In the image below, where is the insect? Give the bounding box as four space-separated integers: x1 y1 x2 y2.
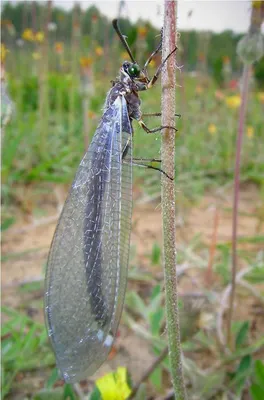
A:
44 19 177 383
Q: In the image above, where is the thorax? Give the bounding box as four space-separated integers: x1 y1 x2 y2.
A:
105 81 141 121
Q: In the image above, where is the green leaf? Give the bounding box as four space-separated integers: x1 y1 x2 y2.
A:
63 384 76 400
230 355 253 394
125 291 147 319
89 386 102 400
46 368 60 389
150 284 161 300
147 286 163 316
254 360 264 387
250 383 264 400
235 321 249 348
150 366 162 391
1 217 15 231
244 267 264 284
151 243 161 265
236 355 252 376
150 307 164 336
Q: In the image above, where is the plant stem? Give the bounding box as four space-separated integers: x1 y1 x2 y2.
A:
161 1 187 399
226 65 250 348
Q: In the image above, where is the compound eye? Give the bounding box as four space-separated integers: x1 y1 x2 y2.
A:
128 63 140 78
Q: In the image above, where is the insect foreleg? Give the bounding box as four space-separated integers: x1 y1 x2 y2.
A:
138 119 178 134
142 41 162 79
147 46 177 89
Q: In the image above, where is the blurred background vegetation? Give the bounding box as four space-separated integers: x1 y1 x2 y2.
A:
1 1 264 400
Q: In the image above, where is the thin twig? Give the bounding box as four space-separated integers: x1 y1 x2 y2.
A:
217 267 252 348
127 347 169 399
161 1 187 398
226 64 250 348
226 1 264 349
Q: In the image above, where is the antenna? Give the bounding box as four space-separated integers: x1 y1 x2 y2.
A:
112 19 136 64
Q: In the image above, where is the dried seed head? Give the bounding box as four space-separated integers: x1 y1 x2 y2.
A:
237 32 264 64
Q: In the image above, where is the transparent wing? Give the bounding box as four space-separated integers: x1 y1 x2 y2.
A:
44 96 132 383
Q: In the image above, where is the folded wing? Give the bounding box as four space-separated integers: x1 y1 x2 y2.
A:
45 96 132 382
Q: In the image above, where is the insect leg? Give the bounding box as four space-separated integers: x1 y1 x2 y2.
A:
122 137 132 160
142 41 162 79
142 112 181 118
138 119 178 134
147 46 177 89
133 157 161 163
123 159 173 180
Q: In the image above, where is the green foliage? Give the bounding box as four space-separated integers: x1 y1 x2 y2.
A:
181 30 198 70
1 306 54 398
215 245 231 285
235 321 250 349
1 216 15 231
250 360 264 400
151 243 161 265
254 56 264 88
212 57 224 86
8 74 82 112
244 266 264 283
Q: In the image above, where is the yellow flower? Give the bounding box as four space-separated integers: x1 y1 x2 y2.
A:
79 56 93 68
247 126 254 138
32 52 41 60
95 46 103 56
225 95 241 109
1 43 9 63
22 28 34 41
208 123 217 135
35 31 45 43
96 367 131 400
257 92 264 103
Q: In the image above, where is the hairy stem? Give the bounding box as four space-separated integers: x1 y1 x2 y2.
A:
161 1 187 398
